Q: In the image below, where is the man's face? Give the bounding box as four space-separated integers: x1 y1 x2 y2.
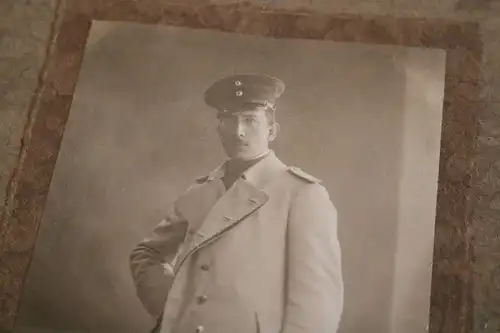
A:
217 108 275 161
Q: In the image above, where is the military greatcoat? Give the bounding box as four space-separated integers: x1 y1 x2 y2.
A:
129 151 344 333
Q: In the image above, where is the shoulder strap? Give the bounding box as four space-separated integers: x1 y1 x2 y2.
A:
287 166 321 183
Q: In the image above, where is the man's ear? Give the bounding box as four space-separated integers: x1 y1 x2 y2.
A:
216 121 223 139
268 122 280 142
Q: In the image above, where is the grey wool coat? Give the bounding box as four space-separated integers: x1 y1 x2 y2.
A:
129 151 344 333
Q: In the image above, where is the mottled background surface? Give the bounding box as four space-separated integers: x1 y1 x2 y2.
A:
1 1 499 333
9 22 445 333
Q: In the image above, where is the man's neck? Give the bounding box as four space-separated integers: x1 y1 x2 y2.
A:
232 149 270 162
228 150 270 168
223 150 270 189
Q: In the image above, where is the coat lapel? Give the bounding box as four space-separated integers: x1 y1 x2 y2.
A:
175 179 225 234
174 151 286 272
197 180 268 244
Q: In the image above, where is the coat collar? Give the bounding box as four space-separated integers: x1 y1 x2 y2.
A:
200 150 287 191
173 151 287 272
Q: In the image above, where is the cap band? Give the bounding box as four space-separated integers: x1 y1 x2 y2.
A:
204 74 285 115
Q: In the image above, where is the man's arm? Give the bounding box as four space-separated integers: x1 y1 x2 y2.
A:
129 206 189 319
281 183 344 333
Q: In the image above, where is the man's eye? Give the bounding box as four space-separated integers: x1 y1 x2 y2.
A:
244 117 257 123
221 118 236 126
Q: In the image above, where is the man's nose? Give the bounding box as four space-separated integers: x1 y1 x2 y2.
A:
236 122 245 137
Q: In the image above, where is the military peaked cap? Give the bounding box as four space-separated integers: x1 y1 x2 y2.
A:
204 74 286 115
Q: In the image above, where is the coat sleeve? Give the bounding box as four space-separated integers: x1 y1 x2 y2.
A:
281 183 344 333
129 205 189 319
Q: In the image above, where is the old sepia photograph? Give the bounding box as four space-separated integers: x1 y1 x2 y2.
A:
13 20 446 333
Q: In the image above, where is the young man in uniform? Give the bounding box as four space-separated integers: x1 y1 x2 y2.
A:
129 74 344 333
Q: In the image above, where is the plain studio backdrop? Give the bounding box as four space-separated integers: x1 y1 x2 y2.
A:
14 21 446 333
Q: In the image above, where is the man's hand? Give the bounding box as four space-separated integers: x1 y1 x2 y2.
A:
129 207 188 318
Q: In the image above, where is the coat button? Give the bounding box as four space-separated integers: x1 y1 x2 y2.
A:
200 263 209 271
197 295 208 304
195 325 204 333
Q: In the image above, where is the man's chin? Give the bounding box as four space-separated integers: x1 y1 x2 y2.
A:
227 150 254 161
